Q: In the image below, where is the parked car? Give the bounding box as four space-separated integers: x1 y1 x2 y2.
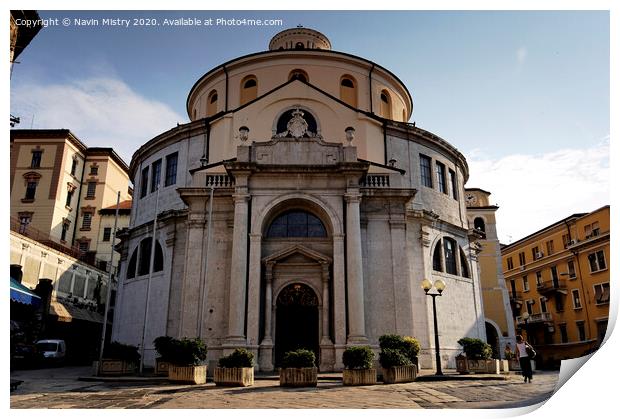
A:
11 342 37 369
36 339 66 365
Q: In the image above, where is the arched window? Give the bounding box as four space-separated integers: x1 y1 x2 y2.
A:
474 217 486 232
444 238 457 275
379 90 392 119
276 108 318 137
266 210 327 238
128 237 164 277
433 239 443 272
127 250 137 279
240 75 258 105
207 90 218 116
340 76 357 107
289 69 309 83
460 248 470 278
295 42 305 50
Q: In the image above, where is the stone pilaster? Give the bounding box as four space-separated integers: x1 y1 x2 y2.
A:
344 191 367 344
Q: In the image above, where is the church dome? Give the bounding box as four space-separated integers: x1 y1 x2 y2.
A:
269 26 331 51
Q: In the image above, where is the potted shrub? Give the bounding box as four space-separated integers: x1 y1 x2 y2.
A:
378 334 418 384
167 337 208 384
100 341 140 376
214 348 255 387
153 336 175 376
456 337 499 374
279 349 317 387
342 346 376 386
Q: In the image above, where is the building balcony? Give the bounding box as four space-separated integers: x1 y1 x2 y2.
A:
509 292 523 309
360 174 391 188
536 279 567 295
206 173 235 188
516 312 553 325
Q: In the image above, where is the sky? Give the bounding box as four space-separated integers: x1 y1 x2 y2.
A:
9 9 610 243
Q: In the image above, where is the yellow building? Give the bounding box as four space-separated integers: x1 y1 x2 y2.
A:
501 205 610 369
465 188 516 359
10 129 132 272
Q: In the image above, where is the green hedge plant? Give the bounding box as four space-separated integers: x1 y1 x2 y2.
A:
342 346 375 370
167 337 208 366
153 336 175 361
379 348 412 368
103 341 140 363
281 349 315 368
457 337 492 360
378 334 421 366
218 348 254 368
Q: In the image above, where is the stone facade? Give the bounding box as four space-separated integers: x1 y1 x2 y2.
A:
112 27 487 371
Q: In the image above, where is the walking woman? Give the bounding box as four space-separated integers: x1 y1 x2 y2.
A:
515 335 534 383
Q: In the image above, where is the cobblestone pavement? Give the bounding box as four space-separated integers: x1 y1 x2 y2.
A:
10 367 559 409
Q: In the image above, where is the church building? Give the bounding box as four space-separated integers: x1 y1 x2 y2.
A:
112 27 488 371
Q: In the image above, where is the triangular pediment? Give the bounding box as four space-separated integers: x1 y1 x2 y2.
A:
262 244 332 265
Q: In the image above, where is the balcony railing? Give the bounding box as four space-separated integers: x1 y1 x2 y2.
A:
360 174 390 188
536 279 566 294
509 292 523 302
206 174 234 188
516 312 553 325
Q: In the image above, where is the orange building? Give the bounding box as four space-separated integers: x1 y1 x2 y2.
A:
501 205 610 369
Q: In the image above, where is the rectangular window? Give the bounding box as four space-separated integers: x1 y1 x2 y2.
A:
532 246 541 260
567 260 576 279
164 152 178 187
31 150 42 168
591 221 600 236
584 224 592 237
545 240 554 256
140 167 149 198
540 297 548 313
102 227 112 242
61 222 69 242
435 161 447 194
65 190 74 207
518 252 526 266
555 293 564 312
594 283 610 305
90 166 98 175
588 250 607 272
78 241 89 252
507 257 514 270
522 275 529 292
550 266 559 283
448 169 458 200
559 324 568 343
526 300 534 315
572 289 582 309
25 182 37 200
576 322 586 341
70 159 78 176
535 271 543 287
19 215 31 234
151 159 162 192
419 155 433 188
562 233 570 249
86 182 96 198
82 213 92 230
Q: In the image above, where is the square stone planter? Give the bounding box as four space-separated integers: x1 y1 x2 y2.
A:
98 359 137 376
214 367 254 387
155 358 170 376
169 364 207 384
343 368 377 386
279 367 317 387
382 365 417 384
456 357 500 374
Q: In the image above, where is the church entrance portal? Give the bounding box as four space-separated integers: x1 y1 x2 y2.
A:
275 283 319 367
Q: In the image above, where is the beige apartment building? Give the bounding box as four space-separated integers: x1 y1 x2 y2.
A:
501 205 610 368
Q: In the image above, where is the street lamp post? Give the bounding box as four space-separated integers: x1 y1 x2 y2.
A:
422 278 446 376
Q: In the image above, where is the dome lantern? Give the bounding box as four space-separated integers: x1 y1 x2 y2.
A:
269 26 331 51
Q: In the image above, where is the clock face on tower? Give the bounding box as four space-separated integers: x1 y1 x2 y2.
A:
465 193 477 206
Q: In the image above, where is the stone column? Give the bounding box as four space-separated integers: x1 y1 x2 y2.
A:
332 234 346 370
226 191 250 348
259 262 274 371
344 191 367 344
319 262 335 371
246 233 262 368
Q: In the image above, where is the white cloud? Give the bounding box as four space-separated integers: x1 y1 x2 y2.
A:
516 46 528 66
465 138 609 244
10 77 186 166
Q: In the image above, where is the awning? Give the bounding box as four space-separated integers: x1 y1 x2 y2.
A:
49 300 104 324
10 277 41 307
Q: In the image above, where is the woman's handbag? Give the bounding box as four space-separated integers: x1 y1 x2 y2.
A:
526 344 536 359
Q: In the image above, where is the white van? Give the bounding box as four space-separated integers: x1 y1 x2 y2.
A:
36 339 66 364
